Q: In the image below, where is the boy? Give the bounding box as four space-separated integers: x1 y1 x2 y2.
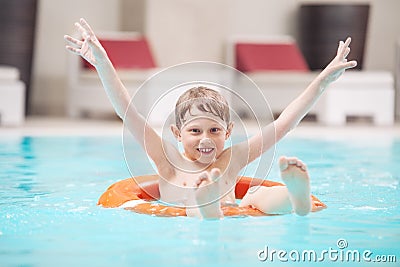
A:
64 18 357 219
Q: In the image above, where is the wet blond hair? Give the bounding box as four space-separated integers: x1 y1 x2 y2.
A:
175 86 230 129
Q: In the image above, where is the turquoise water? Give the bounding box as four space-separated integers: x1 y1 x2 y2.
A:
0 136 399 266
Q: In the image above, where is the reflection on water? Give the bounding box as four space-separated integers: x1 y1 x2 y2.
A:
0 137 45 206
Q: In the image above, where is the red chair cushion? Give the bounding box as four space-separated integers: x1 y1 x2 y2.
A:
235 43 309 72
83 38 156 70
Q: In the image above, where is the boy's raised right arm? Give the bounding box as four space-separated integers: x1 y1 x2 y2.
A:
64 19 176 171
64 19 129 119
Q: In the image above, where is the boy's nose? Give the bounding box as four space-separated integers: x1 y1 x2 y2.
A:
199 137 213 146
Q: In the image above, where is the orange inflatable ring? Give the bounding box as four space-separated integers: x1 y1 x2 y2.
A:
98 175 327 217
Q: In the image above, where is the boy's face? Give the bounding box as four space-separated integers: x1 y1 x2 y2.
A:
171 110 232 165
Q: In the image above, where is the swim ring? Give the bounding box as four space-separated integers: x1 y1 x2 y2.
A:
98 175 327 217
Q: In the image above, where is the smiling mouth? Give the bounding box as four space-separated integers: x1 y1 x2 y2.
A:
197 148 215 154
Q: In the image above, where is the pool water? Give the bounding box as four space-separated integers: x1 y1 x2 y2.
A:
0 136 399 266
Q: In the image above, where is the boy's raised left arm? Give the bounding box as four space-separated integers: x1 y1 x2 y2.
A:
273 37 357 141
233 38 357 167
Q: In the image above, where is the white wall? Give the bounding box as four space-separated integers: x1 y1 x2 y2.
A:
145 0 299 66
31 0 120 115
362 0 400 70
31 0 400 116
145 0 400 71
120 0 146 32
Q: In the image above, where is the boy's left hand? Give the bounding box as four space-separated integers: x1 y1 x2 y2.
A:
319 37 357 88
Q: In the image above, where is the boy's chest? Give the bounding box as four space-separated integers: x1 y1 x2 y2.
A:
168 171 219 187
170 158 232 184
159 170 237 205
157 152 239 203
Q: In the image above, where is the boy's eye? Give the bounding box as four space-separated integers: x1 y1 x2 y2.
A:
190 129 201 133
210 128 221 133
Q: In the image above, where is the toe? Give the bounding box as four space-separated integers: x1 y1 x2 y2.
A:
295 159 307 171
287 157 298 165
296 159 304 167
278 156 289 171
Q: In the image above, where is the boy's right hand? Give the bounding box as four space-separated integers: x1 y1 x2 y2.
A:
64 18 107 67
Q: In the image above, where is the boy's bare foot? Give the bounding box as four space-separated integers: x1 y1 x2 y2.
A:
194 168 223 219
279 156 312 216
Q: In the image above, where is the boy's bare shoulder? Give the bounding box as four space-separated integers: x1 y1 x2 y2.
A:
214 147 248 172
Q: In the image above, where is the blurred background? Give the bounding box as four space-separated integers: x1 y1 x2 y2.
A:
0 0 399 126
